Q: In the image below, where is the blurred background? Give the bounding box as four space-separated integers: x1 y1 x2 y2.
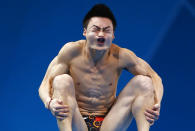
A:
0 0 195 130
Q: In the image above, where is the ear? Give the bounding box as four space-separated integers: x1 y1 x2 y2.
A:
83 28 87 37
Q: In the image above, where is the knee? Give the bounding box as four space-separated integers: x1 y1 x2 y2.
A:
131 75 154 93
52 74 74 91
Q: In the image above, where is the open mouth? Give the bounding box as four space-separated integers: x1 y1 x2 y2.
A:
97 38 105 43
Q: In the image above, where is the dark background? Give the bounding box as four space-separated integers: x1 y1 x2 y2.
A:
0 0 195 130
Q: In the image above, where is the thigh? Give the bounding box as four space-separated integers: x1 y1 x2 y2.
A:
100 100 134 131
72 103 88 131
100 96 135 130
100 78 138 131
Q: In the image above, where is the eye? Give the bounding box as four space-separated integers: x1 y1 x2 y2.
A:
104 29 111 33
91 28 99 32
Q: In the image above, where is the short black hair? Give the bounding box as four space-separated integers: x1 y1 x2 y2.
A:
83 4 117 31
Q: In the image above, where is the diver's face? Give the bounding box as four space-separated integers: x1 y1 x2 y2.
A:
83 17 115 51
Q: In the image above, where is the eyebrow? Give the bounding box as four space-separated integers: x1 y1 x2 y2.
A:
90 25 111 30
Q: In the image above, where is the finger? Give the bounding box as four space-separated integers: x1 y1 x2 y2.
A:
56 116 66 120
57 112 69 117
54 108 69 115
146 109 157 115
145 112 159 120
146 109 159 120
145 116 154 124
144 112 155 120
146 117 154 125
54 110 59 116
152 104 160 110
56 108 69 113
55 105 69 110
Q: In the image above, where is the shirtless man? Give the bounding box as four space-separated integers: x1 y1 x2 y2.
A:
39 4 163 131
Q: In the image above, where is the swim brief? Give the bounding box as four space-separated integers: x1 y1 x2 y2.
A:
83 115 105 131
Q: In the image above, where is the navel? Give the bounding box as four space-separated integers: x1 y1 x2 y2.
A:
76 82 80 86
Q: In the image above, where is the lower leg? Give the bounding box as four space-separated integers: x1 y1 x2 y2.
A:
52 74 76 131
132 92 154 131
131 76 155 131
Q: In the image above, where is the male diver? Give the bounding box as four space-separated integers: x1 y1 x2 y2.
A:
39 4 163 131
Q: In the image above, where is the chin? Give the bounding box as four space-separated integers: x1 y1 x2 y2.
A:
91 45 109 51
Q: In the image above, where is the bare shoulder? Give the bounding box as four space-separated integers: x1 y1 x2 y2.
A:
118 47 138 68
110 43 120 59
57 40 85 63
119 47 136 59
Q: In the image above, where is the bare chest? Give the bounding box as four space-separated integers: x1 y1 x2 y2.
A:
69 56 121 95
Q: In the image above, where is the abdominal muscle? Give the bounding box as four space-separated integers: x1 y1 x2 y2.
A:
75 85 116 116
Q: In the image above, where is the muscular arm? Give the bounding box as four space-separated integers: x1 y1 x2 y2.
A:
38 42 77 108
38 57 68 108
119 48 163 105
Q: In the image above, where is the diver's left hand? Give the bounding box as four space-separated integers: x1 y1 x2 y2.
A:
144 104 160 125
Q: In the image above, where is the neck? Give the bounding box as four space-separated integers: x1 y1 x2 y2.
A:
84 42 110 65
90 48 108 63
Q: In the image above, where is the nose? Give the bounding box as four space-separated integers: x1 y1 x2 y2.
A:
98 30 104 37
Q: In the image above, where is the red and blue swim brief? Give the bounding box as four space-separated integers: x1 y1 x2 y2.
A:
83 115 105 131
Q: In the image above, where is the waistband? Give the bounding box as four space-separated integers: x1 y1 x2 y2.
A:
82 115 105 121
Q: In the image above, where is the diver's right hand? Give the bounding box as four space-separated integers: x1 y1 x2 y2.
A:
49 99 70 120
